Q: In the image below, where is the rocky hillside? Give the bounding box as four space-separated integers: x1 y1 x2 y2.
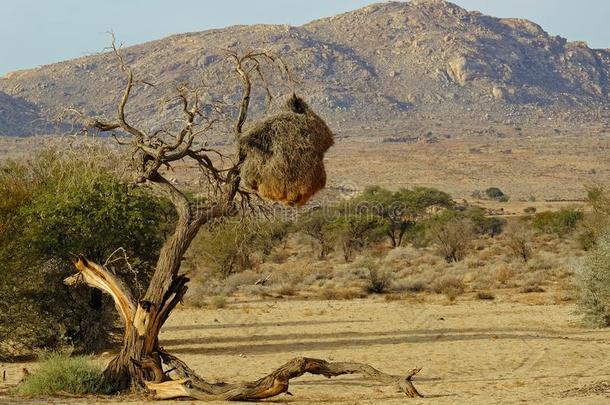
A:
0 91 44 136
1 0 609 136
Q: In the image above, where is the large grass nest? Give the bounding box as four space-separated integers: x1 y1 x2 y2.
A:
239 94 334 206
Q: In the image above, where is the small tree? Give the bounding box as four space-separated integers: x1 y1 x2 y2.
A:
331 214 383 262
505 221 533 262
578 186 610 250
355 186 453 248
429 217 475 262
298 208 337 259
190 217 290 277
54 42 422 399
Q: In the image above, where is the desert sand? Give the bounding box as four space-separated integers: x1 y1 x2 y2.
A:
2 297 609 404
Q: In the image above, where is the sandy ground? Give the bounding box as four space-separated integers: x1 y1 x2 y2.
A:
2 297 610 404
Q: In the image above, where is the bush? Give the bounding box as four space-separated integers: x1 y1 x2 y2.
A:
17 352 104 396
476 291 495 300
209 295 228 309
577 227 598 251
432 275 465 301
485 187 507 201
505 222 533 262
296 208 336 259
0 150 169 360
429 216 475 262
524 206 537 214
358 258 391 294
327 212 383 262
576 231 610 327
531 208 583 236
577 187 610 250
465 207 505 237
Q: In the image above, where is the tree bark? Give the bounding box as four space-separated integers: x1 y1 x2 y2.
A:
149 354 422 400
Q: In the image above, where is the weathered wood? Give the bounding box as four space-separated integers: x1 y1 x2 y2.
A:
64 256 135 329
148 355 422 400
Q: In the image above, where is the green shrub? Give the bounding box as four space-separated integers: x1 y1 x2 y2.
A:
17 352 104 396
329 213 384 262
485 187 507 201
524 206 537 214
0 149 170 359
577 187 610 250
405 206 502 248
531 208 583 236
463 207 506 237
192 220 257 278
576 231 610 327
297 208 337 259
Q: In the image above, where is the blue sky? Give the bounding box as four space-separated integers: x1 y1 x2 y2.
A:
1 0 609 76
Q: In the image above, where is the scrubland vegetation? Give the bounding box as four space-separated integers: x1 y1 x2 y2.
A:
183 182 610 328
2 151 610 397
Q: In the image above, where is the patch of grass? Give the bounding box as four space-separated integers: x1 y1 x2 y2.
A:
17 352 104 396
520 285 545 293
209 295 227 309
495 265 516 286
276 284 296 296
432 275 465 301
319 287 365 300
395 279 426 293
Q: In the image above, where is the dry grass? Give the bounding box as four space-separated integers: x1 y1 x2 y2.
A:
184 220 581 309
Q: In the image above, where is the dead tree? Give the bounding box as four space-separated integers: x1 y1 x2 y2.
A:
64 42 422 400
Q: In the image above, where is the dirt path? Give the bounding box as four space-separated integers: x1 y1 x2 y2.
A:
2 298 609 404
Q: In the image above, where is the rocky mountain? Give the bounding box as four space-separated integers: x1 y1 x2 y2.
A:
1 0 609 137
0 91 44 136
